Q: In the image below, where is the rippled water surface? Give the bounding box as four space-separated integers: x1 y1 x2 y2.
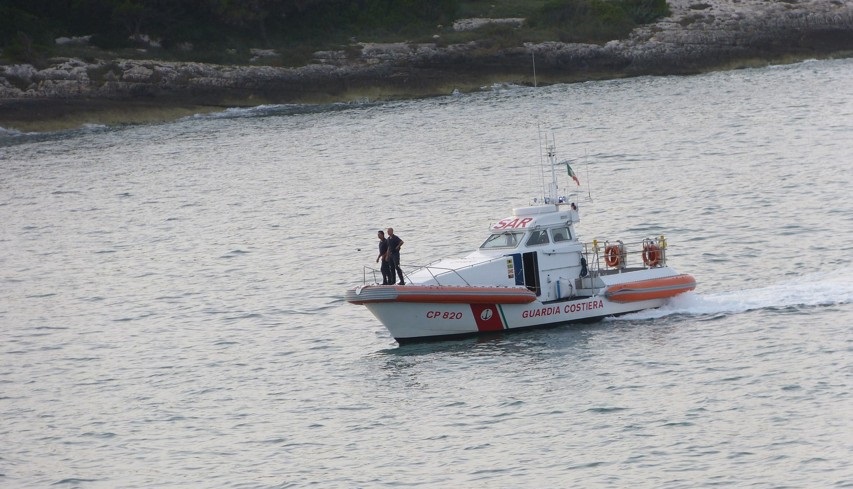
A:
2 58 852 488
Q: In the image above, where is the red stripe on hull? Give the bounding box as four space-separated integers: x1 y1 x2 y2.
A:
346 285 536 305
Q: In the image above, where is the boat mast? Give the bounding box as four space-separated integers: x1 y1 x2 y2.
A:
546 137 559 204
535 127 564 205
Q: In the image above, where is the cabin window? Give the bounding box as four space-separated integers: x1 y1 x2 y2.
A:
551 226 572 242
526 230 550 246
480 231 524 249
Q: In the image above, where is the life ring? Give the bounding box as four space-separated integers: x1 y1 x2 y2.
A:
643 244 661 267
604 245 621 267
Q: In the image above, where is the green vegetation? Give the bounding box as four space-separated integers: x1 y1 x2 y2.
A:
530 0 671 42
1 0 670 65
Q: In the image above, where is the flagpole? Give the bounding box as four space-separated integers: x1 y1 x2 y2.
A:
532 52 537 88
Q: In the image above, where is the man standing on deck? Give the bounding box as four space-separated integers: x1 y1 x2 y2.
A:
376 230 392 285
385 228 405 285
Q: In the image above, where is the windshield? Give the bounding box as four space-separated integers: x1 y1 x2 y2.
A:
480 231 524 249
551 226 572 242
526 230 549 246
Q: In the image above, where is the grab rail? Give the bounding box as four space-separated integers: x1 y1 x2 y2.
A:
582 235 669 275
359 255 512 286
359 264 471 286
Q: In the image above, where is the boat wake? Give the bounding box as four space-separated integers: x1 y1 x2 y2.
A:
612 273 853 321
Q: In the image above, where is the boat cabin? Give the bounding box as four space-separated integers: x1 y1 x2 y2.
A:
482 203 579 250
404 202 586 300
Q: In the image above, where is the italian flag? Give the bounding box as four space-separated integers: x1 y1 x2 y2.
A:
566 162 580 186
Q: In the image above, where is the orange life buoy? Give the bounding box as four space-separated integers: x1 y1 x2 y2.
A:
643 243 661 267
604 245 621 267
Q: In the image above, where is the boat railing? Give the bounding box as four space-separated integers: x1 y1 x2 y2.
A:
582 235 669 276
358 264 472 286
357 255 513 286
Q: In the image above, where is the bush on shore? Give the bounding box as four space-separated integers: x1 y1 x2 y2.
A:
1 0 670 65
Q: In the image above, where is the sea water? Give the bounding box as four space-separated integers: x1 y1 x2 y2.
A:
1 58 851 488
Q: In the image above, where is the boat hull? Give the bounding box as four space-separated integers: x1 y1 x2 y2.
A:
346 270 697 343
354 293 668 344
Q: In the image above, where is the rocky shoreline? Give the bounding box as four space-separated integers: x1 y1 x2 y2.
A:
2 0 852 132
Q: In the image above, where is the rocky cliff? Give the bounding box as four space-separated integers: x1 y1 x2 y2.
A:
2 0 852 128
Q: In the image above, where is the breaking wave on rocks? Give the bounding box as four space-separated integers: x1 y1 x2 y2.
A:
184 100 384 122
0 123 109 146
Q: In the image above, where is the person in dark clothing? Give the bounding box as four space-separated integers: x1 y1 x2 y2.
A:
385 227 405 285
376 230 392 285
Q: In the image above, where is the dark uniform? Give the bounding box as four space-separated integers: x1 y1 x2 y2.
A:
386 233 404 285
378 238 392 285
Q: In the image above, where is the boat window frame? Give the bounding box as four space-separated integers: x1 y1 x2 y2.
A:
550 225 572 242
526 230 550 246
480 231 525 249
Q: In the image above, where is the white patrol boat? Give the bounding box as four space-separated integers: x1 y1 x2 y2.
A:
345 139 696 344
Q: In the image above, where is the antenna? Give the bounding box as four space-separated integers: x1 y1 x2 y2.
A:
585 149 593 202
547 132 559 203
536 124 546 203
534 127 577 206
532 52 537 88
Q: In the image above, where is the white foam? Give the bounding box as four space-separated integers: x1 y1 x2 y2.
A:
612 272 853 321
81 123 108 130
185 104 291 120
184 100 377 122
481 82 524 92
0 126 25 137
